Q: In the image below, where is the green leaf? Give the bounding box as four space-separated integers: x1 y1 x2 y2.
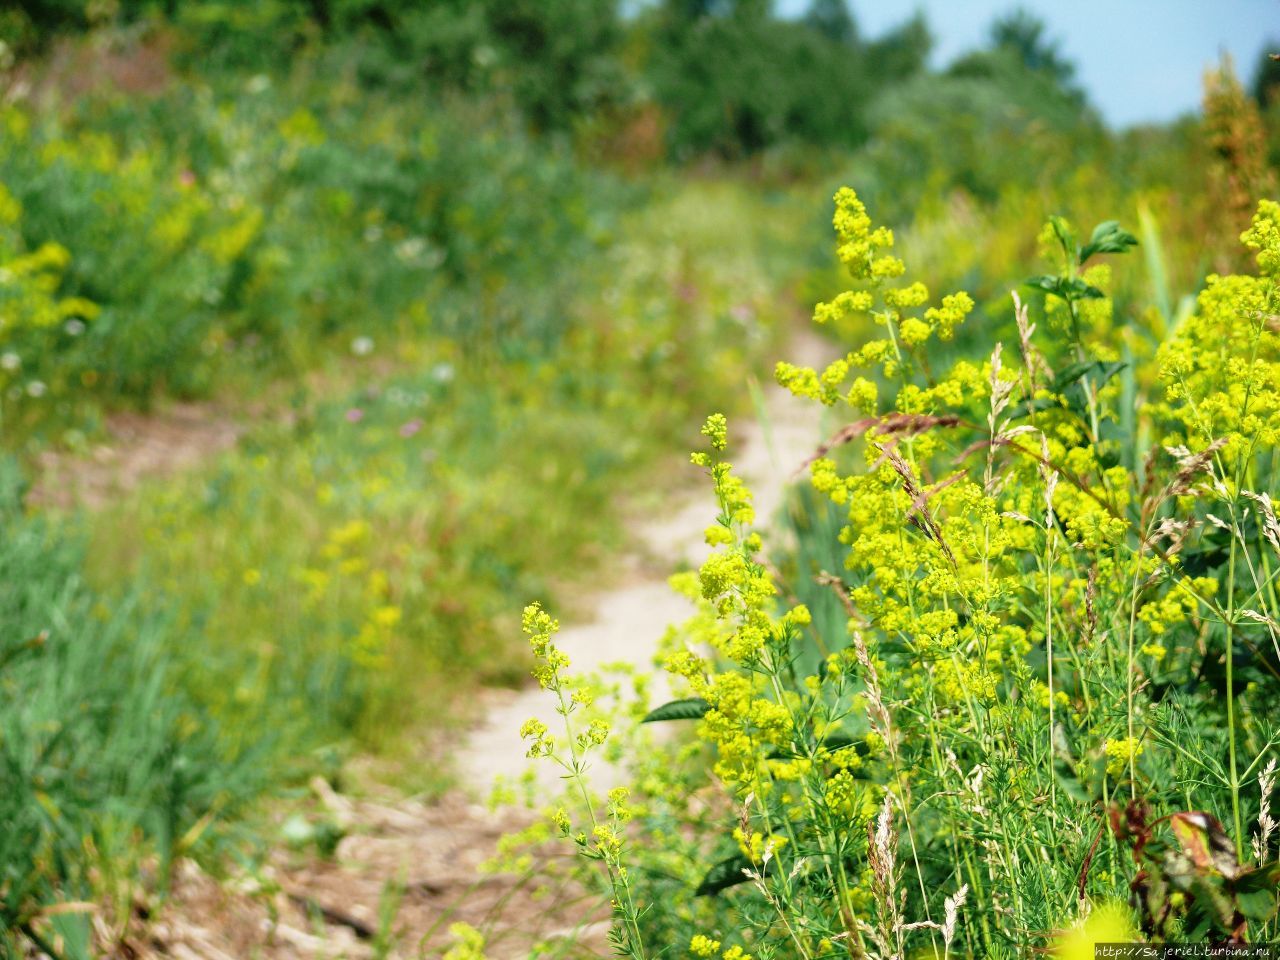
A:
820 733 872 755
641 697 710 723
1236 886 1277 922
1007 361 1127 421
1052 758 1094 803
767 733 872 762
695 854 759 896
1184 911 1214 942
1023 275 1106 301
1049 360 1098 391
1050 360 1127 393
48 912 92 960
1067 278 1107 300
1006 395 1065 420
1048 215 1076 260
1025 274 1065 295
1235 863 1280 921
1079 220 1138 264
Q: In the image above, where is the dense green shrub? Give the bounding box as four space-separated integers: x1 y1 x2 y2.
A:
638 0 929 158
7 1 934 159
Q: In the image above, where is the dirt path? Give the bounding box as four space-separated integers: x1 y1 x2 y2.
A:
30 402 248 509
40 330 835 959
457 328 831 798
236 328 833 959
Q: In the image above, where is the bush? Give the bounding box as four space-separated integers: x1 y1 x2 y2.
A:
0 71 627 443
640 1 929 158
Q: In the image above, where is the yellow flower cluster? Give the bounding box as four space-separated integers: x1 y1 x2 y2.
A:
524 602 571 690
832 186 902 280
1157 202 1280 455
443 922 488 960
635 193 1280 954
689 934 721 957
789 188 978 397
0 183 100 348
1104 737 1144 778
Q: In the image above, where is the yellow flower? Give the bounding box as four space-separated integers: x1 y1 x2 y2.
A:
690 934 721 957
899 316 931 346
1104 737 1144 777
371 605 401 629
442 922 488 960
701 413 728 451
1052 902 1138 960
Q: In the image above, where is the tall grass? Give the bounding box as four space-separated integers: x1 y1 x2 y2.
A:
2 16 1274 960
0 42 816 955
0 67 628 447
75 176 808 755
0 461 264 958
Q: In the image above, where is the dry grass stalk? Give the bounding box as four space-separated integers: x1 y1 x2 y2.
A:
797 413 961 476
1253 758 1278 865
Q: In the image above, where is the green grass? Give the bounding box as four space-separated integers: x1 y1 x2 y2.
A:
74 175 813 759
509 191 1280 959
0 64 629 449
0 466 266 956
0 26 834 943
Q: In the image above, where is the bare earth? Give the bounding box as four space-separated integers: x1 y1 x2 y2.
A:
30 403 246 509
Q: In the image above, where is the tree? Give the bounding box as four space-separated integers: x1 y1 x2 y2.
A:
803 0 856 47
864 13 930 86
949 9 1085 109
990 8 1076 89
1252 44 1280 109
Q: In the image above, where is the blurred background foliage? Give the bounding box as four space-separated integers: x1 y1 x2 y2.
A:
0 0 1276 948
0 0 1269 442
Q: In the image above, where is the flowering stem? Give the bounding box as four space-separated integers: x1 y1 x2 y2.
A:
1225 510 1245 859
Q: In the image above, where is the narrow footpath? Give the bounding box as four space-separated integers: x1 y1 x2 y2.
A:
457 328 831 798
68 329 834 959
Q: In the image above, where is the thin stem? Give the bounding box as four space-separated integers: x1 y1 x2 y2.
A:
1225 505 1245 859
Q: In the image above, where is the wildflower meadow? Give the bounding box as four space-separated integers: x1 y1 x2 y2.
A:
1 2 1279 958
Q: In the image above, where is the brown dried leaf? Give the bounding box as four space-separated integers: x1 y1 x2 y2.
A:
1169 811 1242 880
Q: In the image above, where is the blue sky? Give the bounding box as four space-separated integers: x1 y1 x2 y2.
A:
777 0 1279 128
